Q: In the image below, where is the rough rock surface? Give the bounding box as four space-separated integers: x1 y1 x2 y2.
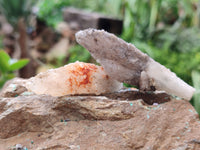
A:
75 29 195 100
0 79 200 150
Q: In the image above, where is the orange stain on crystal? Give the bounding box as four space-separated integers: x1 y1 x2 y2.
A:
67 62 98 92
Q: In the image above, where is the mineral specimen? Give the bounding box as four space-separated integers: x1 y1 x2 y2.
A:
75 29 195 100
25 61 122 96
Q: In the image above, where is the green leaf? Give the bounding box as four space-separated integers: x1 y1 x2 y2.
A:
0 72 15 89
9 59 29 71
0 79 6 88
192 70 200 115
0 50 10 73
5 73 15 80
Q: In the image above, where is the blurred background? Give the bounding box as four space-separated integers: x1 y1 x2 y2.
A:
0 0 200 113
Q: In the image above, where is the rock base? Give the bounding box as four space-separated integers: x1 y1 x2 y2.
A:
0 92 200 149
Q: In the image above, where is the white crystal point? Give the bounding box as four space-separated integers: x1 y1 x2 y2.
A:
145 59 195 100
75 29 195 100
25 61 123 96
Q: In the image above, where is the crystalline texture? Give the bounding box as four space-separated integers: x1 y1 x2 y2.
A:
25 62 123 96
75 29 195 100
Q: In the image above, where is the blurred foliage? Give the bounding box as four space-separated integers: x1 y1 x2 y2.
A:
192 70 200 114
37 0 89 28
0 0 36 28
37 0 124 28
37 0 72 28
0 50 29 88
67 45 91 64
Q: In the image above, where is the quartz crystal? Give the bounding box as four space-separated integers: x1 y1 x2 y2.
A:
25 61 123 96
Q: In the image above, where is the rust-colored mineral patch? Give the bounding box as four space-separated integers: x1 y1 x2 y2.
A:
68 62 98 87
